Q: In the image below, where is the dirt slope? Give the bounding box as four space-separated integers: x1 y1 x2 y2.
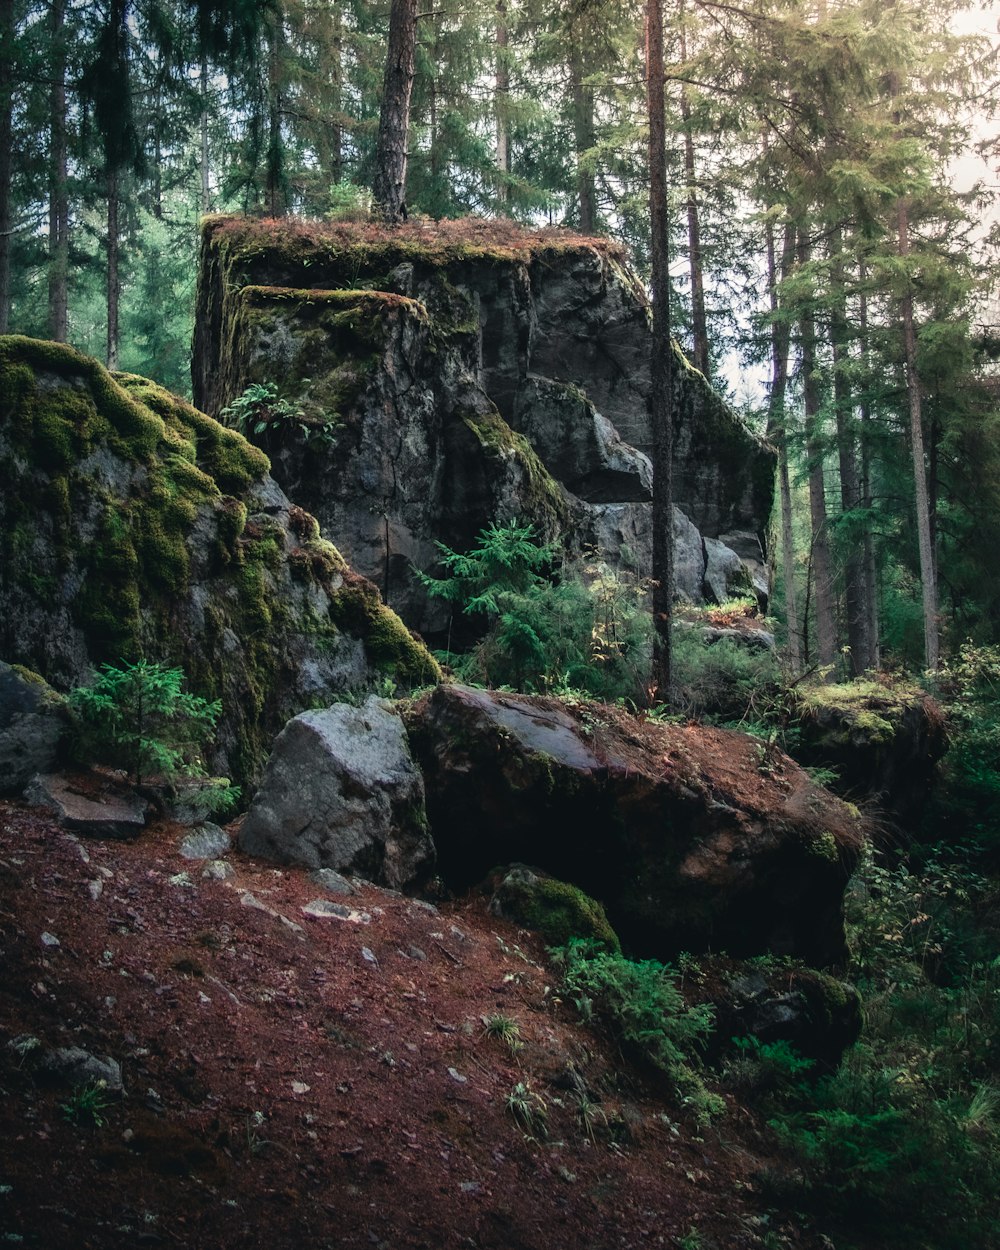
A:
0 800 824 1250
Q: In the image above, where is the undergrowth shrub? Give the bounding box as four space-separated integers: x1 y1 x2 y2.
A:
419 521 652 702
552 938 722 1123
761 837 1000 1249
220 381 339 447
671 626 782 724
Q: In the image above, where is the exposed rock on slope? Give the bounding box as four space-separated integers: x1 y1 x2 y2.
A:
239 696 434 888
0 336 438 785
193 217 774 636
408 684 864 966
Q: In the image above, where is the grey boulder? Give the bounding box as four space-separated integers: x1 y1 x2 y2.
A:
0 663 65 796
239 698 433 889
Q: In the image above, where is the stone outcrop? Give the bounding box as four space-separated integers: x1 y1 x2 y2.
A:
408 684 865 966
239 697 434 889
0 663 66 795
193 217 775 638
0 336 438 786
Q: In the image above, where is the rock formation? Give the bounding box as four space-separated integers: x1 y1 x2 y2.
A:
407 684 864 966
0 336 438 786
193 217 774 639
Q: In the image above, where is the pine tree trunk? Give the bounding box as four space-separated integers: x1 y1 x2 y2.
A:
897 197 939 670
798 229 837 673
106 167 120 371
48 0 69 341
858 277 880 667
765 216 801 671
829 225 872 673
266 15 285 217
495 0 510 207
373 0 417 223
646 0 673 703
200 55 211 213
678 6 709 378
571 40 596 234
330 6 343 186
0 0 14 335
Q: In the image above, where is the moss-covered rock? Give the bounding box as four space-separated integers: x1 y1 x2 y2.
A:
793 676 948 832
488 864 621 951
0 336 439 787
193 216 774 642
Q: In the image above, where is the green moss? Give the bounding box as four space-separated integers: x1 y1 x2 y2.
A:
461 407 568 528
797 677 924 748
497 871 621 951
328 570 441 685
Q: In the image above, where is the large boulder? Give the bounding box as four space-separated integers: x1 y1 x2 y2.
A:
792 678 948 832
408 684 865 966
0 337 438 786
239 698 433 889
0 663 65 795
192 217 774 637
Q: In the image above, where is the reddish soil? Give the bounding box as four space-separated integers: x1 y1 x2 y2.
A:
0 799 825 1250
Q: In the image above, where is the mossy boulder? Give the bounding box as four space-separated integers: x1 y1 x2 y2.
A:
488 864 621 951
0 663 67 794
793 677 948 833
409 684 865 966
193 216 774 640
0 336 439 787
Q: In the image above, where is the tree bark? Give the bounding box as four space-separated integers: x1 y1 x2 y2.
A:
897 197 939 669
495 0 510 207
678 3 709 377
829 224 872 673
0 0 14 334
857 272 880 667
200 53 211 214
646 0 673 703
373 0 417 223
570 37 596 234
106 167 120 371
798 228 837 673
765 216 801 671
49 0 69 341
265 13 286 217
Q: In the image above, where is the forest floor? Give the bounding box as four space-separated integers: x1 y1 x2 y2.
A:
0 797 830 1250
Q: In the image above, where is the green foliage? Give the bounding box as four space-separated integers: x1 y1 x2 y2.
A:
761 838 1000 1248
419 522 651 701
60 1080 113 1129
553 939 721 1122
220 381 339 448
930 643 1000 854
505 1081 548 1138
671 627 782 724
69 660 221 787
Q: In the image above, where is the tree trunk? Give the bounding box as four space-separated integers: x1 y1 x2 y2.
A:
0 0 14 334
829 224 872 674
678 3 709 377
106 167 120 371
373 0 417 223
495 0 510 207
49 0 69 341
765 216 801 671
798 228 837 673
265 14 286 217
646 0 673 703
200 53 211 214
897 197 939 670
330 5 343 185
570 38 596 234
857 275 880 667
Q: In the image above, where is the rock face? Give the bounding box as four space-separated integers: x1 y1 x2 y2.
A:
792 679 948 832
239 698 434 889
0 336 438 786
0 664 65 795
409 684 864 966
192 217 774 637
24 774 148 839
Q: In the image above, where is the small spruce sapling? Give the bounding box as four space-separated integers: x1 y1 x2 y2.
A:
69 660 222 787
